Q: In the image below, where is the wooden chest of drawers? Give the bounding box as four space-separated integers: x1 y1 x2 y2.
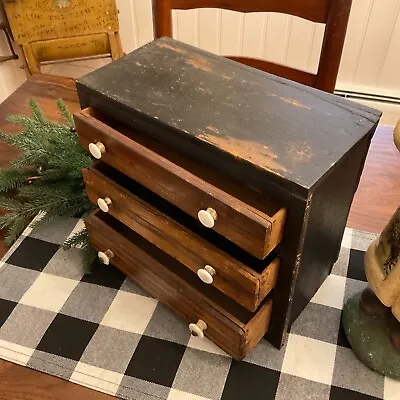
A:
74 38 381 359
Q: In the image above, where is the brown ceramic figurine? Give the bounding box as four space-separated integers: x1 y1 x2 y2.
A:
342 121 400 378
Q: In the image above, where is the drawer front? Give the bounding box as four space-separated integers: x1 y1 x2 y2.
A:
85 210 273 360
83 164 279 312
74 108 286 260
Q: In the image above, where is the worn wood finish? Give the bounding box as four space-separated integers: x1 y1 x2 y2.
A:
77 40 381 348
4 0 119 44
289 135 373 325
74 108 286 259
30 34 112 62
152 1 352 92
83 163 279 311
86 210 273 360
77 38 380 195
0 74 393 400
4 0 122 73
228 56 316 88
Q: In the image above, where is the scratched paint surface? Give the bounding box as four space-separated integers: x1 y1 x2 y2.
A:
78 38 381 189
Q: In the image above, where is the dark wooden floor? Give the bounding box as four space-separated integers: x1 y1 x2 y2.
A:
0 75 399 399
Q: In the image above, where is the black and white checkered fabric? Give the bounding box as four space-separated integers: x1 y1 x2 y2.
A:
0 215 398 400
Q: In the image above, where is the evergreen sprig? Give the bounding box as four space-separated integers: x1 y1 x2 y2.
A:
0 99 96 271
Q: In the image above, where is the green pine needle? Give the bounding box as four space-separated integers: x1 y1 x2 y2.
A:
0 99 95 272
56 98 74 127
63 227 91 250
29 98 47 124
0 169 30 192
63 226 97 274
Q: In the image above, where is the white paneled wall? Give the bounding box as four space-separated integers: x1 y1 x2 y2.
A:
115 0 400 98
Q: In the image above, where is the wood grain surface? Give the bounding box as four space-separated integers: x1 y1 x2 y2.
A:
75 108 286 259
4 0 119 45
170 0 331 22
30 34 112 62
0 75 397 399
77 38 380 192
347 124 400 233
0 74 79 168
83 163 279 311
86 210 273 360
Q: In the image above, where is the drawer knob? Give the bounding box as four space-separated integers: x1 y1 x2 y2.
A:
98 249 114 265
189 319 207 339
89 142 106 159
97 197 112 213
198 207 218 228
197 265 216 284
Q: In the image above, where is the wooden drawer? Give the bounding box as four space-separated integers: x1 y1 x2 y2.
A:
85 210 273 360
83 162 279 312
75 107 286 260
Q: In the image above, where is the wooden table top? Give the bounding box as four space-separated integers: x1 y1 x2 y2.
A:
0 74 399 399
0 74 80 168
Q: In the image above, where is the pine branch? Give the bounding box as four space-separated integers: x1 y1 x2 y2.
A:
0 98 95 273
63 226 96 274
0 197 23 214
4 215 29 245
29 98 47 125
63 227 91 249
28 211 56 232
0 169 31 192
82 246 97 274
56 98 74 127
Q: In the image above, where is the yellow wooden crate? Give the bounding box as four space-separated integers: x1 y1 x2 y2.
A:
4 0 123 73
5 0 119 44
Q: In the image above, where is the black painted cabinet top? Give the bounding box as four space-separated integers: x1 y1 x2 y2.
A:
77 38 381 191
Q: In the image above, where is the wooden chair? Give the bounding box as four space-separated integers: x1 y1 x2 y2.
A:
152 0 353 93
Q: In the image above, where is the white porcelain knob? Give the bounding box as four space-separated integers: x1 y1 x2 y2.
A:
97 197 112 212
98 249 114 265
197 265 216 284
89 142 106 159
198 207 218 228
189 319 207 339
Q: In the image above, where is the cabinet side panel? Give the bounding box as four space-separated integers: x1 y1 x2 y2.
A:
289 133 373 325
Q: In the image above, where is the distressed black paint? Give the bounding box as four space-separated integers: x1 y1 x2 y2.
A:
77 38 380 192
76 38 382 348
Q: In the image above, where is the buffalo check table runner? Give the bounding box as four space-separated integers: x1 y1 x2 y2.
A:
0 215 399 400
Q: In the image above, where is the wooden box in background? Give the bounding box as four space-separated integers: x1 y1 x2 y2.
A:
3 0 123 74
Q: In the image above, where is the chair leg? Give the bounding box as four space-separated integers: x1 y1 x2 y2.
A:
0 28 18 61
108 32 124 60
22 44 40 74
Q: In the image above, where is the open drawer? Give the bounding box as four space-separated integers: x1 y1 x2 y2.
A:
75 107 286 259
85 210 273 360
83 162 279 312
